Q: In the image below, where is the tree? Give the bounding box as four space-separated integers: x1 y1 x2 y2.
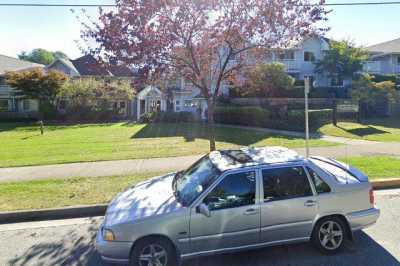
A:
315 40 368 82
242 63 295 97
82 0 328 151
18 49 69 65
58 78 134 121
5 68 68 118
351 73 398 120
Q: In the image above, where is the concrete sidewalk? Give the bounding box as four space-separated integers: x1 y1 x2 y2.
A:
1 141 400 183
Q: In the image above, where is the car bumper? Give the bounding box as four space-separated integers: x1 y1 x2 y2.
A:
347 207 380 231
95 226 132 264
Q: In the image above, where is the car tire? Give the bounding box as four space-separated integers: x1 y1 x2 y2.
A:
312 216 346 254
130 237 177 266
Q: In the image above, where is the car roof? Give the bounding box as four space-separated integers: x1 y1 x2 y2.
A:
209 146 304 171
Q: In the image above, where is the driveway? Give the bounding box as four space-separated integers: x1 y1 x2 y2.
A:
0 189 399 266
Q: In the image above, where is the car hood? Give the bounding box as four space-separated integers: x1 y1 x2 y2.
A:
104 173 182 227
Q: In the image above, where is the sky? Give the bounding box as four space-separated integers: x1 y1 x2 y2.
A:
0 0 400 59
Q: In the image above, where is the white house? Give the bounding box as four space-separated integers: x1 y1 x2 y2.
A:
0 54 43 118
363 38 400 75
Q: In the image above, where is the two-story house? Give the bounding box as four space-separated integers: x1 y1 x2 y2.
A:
0 54 43 119
134 36 340 121
363 38 400 75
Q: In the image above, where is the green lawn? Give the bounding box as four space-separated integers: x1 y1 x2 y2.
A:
339 156 400 180
319 118 400 142
0 172 157 211
0 122 334 168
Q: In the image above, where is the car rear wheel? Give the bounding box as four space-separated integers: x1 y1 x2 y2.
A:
312 217 345 254
130 237 177 266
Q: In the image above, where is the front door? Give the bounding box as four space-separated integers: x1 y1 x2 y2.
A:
189 170 260 254
260 166 318 243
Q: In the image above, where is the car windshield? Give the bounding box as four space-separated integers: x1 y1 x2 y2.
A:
173 155 221 206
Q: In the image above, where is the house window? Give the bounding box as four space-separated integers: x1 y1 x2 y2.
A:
23 100 30 111
330 76 343 87
397 56 400 65
0 77 5 86
184 100 192 107
175 100 181 111
119 101 126 109
278 51 295 60
0 99 8 111
59 100 67 110
304 51 316 62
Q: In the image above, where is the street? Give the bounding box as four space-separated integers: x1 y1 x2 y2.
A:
0 189 399 266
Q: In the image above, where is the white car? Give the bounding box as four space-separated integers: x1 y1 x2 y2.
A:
96 147 380 266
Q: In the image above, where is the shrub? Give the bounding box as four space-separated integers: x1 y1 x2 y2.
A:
287 109 332 130
140 111 196 123
214 106 270 127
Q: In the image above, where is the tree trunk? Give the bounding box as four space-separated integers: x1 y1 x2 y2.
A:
357 101 362 123
332 97 337 126
207 99 216 151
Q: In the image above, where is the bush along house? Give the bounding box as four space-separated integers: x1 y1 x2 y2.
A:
47 54 135 119
0 54 44 120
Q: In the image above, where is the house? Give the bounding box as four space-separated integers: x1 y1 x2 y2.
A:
47 55 135 118
132 36 345 121
0 54 43 119
363 38 400 75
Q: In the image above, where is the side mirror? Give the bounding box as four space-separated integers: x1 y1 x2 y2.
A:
196 203 211 217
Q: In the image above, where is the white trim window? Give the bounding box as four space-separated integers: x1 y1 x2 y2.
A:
304 51 316 62
278 51 295 60
175 100 181 111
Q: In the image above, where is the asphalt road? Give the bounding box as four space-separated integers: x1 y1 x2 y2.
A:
0 189 399 266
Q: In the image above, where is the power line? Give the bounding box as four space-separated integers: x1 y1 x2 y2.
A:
0 1 400 7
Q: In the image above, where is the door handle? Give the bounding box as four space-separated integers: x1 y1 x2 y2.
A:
304 200 317 207
243 208 259 215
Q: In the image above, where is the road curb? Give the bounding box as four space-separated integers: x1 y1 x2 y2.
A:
0 204 107 224
371 178 400 190
0 179 398 224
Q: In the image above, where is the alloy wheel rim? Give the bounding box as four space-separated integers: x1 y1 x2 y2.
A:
139 244 168 266
319 220 343 250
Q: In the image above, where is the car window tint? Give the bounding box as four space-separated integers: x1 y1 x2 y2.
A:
307 167 331 194
262 167 312 201
204 171 256 211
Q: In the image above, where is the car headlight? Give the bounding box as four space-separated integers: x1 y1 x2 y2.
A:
102 228 115 242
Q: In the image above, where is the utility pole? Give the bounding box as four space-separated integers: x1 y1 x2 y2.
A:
304 76 310 158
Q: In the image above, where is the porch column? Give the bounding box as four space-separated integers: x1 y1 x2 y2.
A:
137 98 141 121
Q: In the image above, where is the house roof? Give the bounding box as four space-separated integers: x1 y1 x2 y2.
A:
0 54 43 75
71 55 133 77
366 38 400 54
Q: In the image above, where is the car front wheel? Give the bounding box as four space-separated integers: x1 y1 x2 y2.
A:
312 217 346 254
130 237 177 266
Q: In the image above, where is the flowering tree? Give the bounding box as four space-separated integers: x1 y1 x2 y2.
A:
82 0 328 151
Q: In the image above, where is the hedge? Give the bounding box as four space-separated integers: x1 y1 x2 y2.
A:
141 111 196 123
215 106 332 131
214 106 270 127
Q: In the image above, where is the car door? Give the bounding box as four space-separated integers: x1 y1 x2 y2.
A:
189 170 260 255
260 165 318 243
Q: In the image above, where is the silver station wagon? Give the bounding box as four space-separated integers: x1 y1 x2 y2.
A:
96 147 380 266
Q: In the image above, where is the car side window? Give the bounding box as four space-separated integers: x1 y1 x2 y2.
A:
204 171 256 211
307 167 331 194
262 167 312 201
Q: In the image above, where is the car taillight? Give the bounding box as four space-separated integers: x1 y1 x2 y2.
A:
369 188 375 205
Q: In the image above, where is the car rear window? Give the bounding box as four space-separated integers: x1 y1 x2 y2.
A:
310 159 360 184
